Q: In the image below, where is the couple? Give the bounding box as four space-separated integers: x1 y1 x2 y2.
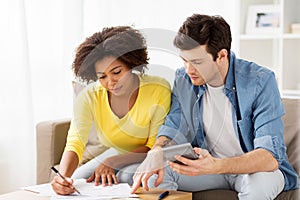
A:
51 14 299 199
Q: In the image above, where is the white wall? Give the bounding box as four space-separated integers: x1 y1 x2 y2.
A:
0 0 81 194
0 0 239 194
83 0 239 85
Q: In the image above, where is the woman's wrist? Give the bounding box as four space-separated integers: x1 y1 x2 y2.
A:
102 157 115 168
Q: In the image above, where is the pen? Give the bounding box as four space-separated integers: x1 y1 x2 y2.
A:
158 190 169 200
51 166 81 195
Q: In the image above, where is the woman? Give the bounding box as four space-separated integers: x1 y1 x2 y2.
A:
51 26 171 195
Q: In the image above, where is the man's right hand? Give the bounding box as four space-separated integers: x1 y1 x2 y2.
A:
130 148 165 193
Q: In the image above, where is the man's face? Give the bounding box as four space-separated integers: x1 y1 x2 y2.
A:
180 45 221 86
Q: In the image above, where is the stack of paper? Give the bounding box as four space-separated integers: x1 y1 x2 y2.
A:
22 179 139 200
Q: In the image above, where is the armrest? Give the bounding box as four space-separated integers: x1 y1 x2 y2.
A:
36 118 71 184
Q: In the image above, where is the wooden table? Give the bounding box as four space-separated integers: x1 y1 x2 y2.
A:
0 188 192 200
136 188 192 199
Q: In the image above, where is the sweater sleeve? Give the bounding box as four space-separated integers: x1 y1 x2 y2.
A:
145 78 171 149
64 88 94 162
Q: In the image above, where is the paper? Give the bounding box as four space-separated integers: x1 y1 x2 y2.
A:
22 179 138 199
22 182 54 196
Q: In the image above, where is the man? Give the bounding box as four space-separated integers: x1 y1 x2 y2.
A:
131 14 299 199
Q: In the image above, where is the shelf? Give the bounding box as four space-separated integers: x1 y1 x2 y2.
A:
240 34 281 40
282 90 300 99
239 0 300 95
240 33 300 40
283 33 300 39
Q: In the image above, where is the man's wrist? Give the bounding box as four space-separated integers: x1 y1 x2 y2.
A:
215 158 228 174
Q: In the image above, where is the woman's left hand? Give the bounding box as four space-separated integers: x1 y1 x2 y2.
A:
87 162 118 186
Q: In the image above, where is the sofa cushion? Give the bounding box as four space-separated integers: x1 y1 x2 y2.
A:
192 189 300 200
72 80 108 165
192 190 238 200
282 98 300 175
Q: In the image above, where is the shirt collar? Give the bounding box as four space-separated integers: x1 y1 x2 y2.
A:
224 51 236 92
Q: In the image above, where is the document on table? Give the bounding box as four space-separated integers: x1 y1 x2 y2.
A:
22 179 139 200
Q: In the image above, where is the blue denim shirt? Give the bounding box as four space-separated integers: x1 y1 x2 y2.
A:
157 52 299 191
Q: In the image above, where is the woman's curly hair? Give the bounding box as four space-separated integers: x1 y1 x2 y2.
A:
72 26 149 82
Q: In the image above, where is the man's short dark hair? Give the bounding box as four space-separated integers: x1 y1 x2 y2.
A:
173 14 232 61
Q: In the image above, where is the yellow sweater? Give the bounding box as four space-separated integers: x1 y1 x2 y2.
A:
65 75 171 162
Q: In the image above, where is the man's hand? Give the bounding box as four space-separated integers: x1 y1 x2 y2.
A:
167 148 221 176
87 163 118 186
130 148 164 193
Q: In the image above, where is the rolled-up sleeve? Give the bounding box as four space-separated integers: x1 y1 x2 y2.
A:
252 72 285 164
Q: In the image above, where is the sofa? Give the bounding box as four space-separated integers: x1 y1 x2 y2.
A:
36 97 300 199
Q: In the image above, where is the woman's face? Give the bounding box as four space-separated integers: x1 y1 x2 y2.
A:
95 56 132 96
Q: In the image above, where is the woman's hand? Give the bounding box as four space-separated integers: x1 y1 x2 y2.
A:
51 175 75 195
87 162 118 186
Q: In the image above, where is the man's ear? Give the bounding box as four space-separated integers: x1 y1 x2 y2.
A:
216 49 228 64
